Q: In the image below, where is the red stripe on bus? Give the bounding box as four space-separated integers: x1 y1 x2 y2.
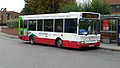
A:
63 40 100 48
34 37 55 45
18 35 29 41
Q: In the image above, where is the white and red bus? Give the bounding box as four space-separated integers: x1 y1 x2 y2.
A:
18 12 101 48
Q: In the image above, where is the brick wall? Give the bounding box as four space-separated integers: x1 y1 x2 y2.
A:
107 0 120 14
107 0 120 4
1 27 18 35
112 12 120 14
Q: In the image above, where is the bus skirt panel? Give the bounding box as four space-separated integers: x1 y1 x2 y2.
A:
18 36 100 48
34 37 55 45
18 35 29 41
63 40 100 48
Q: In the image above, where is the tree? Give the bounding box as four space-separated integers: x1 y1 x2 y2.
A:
21 0 32 15
29 0 53 14
21 0 76 14
82 0 111 14
55 0 76 13
21 3 32 15
60 0 111 15
60 2 82 13
21 0 52 14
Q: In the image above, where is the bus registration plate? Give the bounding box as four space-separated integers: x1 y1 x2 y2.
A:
89 45 94 47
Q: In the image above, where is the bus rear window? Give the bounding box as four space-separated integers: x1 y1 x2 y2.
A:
24 20 27 28
20 20 24 28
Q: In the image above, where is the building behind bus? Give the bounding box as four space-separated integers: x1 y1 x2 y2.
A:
100 0 120 45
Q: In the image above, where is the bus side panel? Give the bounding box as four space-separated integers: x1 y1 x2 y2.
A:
18 35 100 48
63 40 81 48
34 37 55 45
63 40 100 48
19 35 56 45
18 35 30 41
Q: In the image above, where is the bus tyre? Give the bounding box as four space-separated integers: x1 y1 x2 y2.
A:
30 36 35 45
56 39 63 48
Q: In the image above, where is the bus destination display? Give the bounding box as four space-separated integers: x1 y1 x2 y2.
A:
82 13 99 18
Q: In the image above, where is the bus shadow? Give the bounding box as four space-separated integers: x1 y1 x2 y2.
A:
63 47 100 51
22 42 57 47
22 42 100 51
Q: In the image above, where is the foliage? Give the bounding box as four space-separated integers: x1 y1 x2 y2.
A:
28 0 51 14
21 0 76 14
7 19 19 28
85 0 111 14
21 0 111 15
82 2 93 12
60 0 111 15
0 23 7 26
21 3 32 15
60 2 83 13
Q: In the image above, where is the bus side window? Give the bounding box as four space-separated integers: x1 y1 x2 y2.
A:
28 20 36 31
44 19 53 32
55 19 63 32
37 20 42 31
65 19 77 33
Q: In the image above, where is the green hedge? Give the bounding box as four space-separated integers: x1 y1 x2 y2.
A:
0 23 7 26
7 19 19 28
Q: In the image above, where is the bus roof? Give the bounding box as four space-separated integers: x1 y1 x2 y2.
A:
20 12 100 20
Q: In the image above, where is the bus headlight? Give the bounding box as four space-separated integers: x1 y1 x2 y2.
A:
97 40 100 43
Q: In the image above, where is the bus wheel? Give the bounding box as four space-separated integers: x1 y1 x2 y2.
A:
56 39 63 48
30 36 35 45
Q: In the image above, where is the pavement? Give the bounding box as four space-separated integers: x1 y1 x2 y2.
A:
0 31 120 51
0 31 18 39
100 43 120 51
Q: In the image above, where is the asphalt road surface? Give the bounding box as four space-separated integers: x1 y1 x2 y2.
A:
0 33 120 68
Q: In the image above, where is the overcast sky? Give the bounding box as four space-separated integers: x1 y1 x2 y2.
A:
0 0 24 12
0 0 90 13
76 0 83 3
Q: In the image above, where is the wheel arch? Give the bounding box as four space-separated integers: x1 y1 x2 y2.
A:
29 35 34 41
55 37 62 45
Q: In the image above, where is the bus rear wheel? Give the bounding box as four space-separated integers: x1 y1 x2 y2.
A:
56 39 63 48
30 36 35 45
